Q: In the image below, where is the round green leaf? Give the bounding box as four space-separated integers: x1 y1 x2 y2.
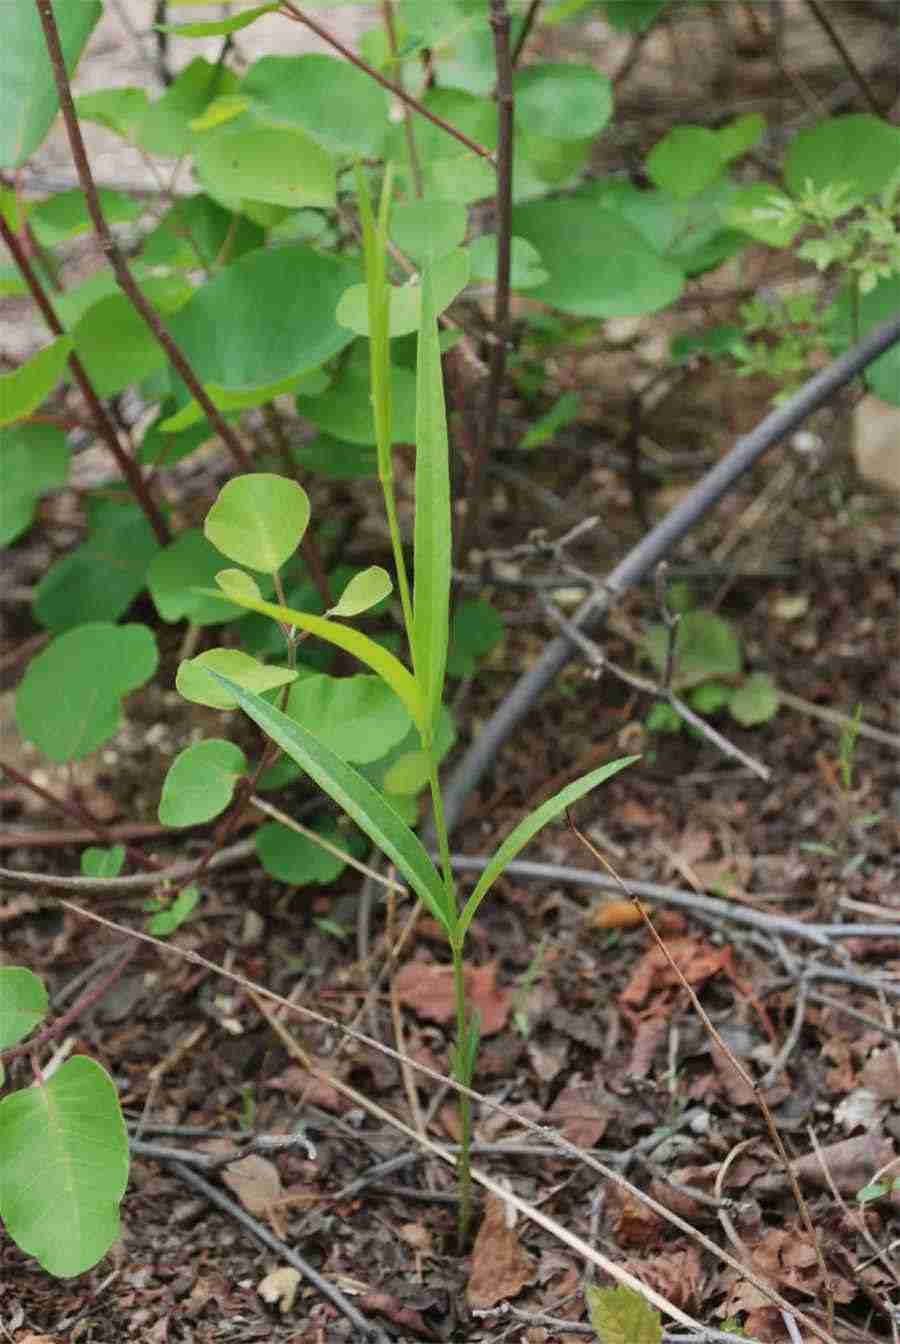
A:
72 291 173 398
30 188 141 247
643 611 742 689
166 244 359 399
80 845 126 879
33 498 160 633
336 248 471 339
298 351 417 443
0 967 48 1050
148 884 200 937
0 0 101 170
328 567 393 618
382 749 430 796
0 336 72 428
0 423 69 546
74 86 149 140
831 275 900 404
136 57 240 159
286 674 412 764
195 120 336 210
726 183 800 247
513 193 683 317
513 63 612 142
255 817 351 886
785 115 900 199
205 473 310 572
729 672 779 727
158 739 247 827
243 54 390 157
467 235 548 290
646 126 725 200
148 528 244 625
715 113 765 163
176 648 297 709
0 1056 128 1278
16 623 158 763
216 568 263 603
390 199 468 263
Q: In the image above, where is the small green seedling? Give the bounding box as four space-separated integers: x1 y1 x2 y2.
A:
172 174 636 1242
643 607 779 735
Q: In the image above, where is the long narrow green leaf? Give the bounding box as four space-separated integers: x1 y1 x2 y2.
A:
412 267 452 740
456 756 640 942
210 673 451 930
206 585 425 729
356 164 393 475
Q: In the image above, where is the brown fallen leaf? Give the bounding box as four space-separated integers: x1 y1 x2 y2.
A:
222 1154 282 1216
620 936 731 1008
466 1193 536 1309
394 960 511 1035
548 1076 610 1148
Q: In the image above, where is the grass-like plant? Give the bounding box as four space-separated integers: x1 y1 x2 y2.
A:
184 172 637 1241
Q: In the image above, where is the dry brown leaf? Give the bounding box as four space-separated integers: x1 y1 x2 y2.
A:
620 936 731 1008
610 1187 663 1249
222 1154 282 1216
394 960 511 1035
466 1193 537 1309
861 1047 900 1100
258 1266 301 1313
619 1243 703 1311
547 1077 610 1148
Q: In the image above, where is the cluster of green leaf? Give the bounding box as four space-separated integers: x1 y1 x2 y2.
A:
642 601 779 735
675 115 900 400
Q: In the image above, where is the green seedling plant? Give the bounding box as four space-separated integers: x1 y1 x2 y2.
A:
169 171 636 1241
4 0 899 1286
642 602 779 737
801 703 882 868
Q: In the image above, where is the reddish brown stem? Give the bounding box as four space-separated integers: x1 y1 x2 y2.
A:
0 759 163 872
0 210 171 545
33 0 254 476
0 944 138 1066
278 0 495 165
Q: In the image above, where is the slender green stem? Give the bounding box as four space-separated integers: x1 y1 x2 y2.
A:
357 165 416 652
429 759 471 1244
452 948 473 1246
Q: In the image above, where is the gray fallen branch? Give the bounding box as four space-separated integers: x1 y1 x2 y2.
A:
438 310 900 834
165 1158 393 1343
0 837 256 894
446 853 900 962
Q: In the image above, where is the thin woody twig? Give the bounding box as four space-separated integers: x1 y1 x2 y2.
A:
803 0 886 115
0 211 170 545
0 944 136 1066
34 0 254 476
278 0 495 164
